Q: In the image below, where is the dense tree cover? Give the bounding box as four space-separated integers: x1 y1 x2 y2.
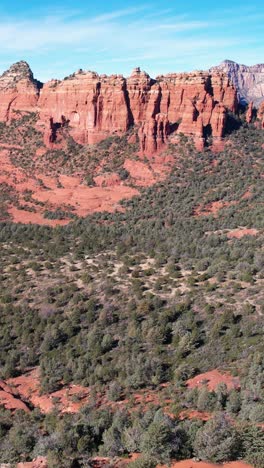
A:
0 123 263 465
0 406 264 467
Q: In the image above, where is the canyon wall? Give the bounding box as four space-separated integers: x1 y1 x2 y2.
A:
0 61 239 154
210 60 264 107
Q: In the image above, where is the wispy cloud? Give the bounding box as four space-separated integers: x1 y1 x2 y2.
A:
91 5 149 22
0 4 263 80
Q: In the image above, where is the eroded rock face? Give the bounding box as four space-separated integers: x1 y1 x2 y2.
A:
0 61 41 121
246 102 254 123
38 71 130 146
257 101 264 128
38 68 237 153
0 62 238 153
210 60 264 106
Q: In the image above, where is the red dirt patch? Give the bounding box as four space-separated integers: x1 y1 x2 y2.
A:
179 409 211 421
7 368 90 414
187 370 240 392
163 461 253 468
8 207 70 226
227 228 258 239
193 201 236 217
15 457 253 468
0 380 30 412
0 149 139 225
100 383 173 416
31 183 139 217
17 457 48 468
241 190 252 200
3 369 174 417
0 143 23 150
124 158 168 187
1 141 174 226
94 172 121 187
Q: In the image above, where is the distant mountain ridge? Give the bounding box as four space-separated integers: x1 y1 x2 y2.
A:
210 60 264 106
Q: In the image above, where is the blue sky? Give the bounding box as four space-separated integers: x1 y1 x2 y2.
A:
0 0 263 81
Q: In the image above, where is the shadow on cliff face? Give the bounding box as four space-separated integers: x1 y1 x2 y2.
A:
225 111 243 135
203 124 212 147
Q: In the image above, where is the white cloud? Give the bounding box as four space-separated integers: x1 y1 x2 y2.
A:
0 8 251 52
0 5 263 79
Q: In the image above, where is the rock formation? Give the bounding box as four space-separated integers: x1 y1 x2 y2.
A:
246 101 254 123
0 61 41 121
38 71 131 146
210 60 264 107
0 61 239 154
257 101 264 128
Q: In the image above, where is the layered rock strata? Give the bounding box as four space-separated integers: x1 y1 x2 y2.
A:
210 60 264 107
0 62 239 154
0 61 41 121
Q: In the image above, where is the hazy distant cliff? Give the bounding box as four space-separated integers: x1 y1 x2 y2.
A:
210 60 264 106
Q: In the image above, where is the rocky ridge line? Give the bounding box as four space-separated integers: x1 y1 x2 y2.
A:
0 61 240 154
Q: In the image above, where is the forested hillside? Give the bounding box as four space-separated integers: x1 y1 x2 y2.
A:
0 124 263 467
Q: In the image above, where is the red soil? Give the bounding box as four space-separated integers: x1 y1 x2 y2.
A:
0 380 30 412
179 409 211 421
94 172 121 187
15 457 253 468
8 207 70 226
2 368 175 418
0 136 174 227
17 457 47 468
194 201 236 217
0 143 23 150
100 383 173 415
187 370 240 392
241 190 252 200
31 183 139 217
124 158 168 187
164 461 253 468
227 228 258 239
1 369 240 418
0 149 139 225
7 368 90 414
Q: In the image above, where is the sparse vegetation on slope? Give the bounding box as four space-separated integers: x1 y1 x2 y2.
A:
0 123 263 467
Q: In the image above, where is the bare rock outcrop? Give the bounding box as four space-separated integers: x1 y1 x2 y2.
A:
0 62 239 154
246 101 254 123
0 61 41 121
210 59 264 107
257 101 264 128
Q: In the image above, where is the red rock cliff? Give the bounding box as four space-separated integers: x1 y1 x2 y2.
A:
257 101 264 128
0 61 40 121
38 71 130 146
0 62 239 153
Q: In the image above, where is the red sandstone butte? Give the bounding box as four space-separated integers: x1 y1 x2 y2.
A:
0 62 238 154
38 68 237 152
0 61 40 121
257 101 264 128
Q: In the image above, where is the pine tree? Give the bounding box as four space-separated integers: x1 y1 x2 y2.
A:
194 413 240 463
